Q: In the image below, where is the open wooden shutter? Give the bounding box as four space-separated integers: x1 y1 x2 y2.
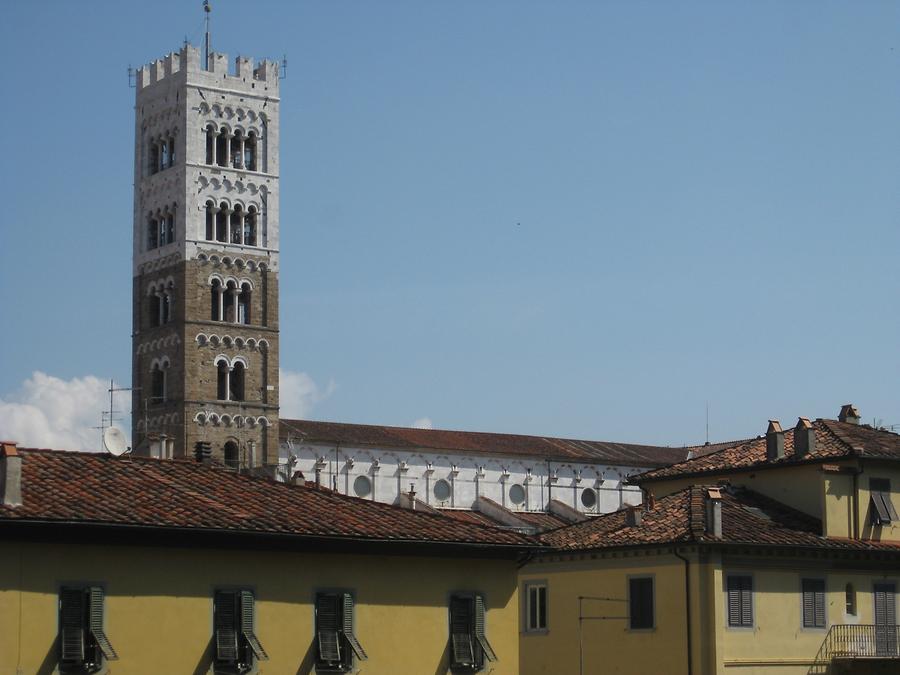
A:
215 590 239 663
872 494 893 524
450 596 475 666
240 590 268 661
342 593 367 661
60 588 86 663
88 587 118 660
316 593 342 664
474 595 497 662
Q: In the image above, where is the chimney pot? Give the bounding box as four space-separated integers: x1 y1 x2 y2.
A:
194 441 212 464
794 417 816 458
766 420 785 461
706 487 723 538
646 491 656 511
626 505 642 527
839 404 860 425
1 441 22 508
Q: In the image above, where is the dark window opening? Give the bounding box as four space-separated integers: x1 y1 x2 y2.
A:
230 363 245 401
629 577 654 630
149 294 161 328
206 128 215 164
217 362 229 401
245 136 257 171
151 365 165 402
211 279 222 321
147 217 158 250
449 594 495 671
165 211 175 244
315 593 366 672
216 134 227 167
243 210 257 247
526 584 547 632
238 286 251 325
216 204 227 242
223 442 240 470
59 586 117 671
214 589 267 671
846 583 857 616
231 208 243 244
205 202 215 240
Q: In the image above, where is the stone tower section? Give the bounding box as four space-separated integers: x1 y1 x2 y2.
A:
131 46 280 469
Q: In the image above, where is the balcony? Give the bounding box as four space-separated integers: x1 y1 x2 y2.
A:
812 625 900 674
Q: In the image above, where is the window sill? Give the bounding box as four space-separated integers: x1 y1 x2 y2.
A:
522 628 549 636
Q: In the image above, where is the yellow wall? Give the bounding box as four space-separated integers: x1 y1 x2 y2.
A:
519 551 694 675
823 472 854 538
647 464 826 520
0 541 519 675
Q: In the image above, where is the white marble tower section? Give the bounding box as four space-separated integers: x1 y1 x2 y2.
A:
131 45 281 467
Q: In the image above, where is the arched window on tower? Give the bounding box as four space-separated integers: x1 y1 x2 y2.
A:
224 281 238 322
168 135 176 167
231 131 243 169
205 201 215 240
244 207 257 247
216 131 228 167
210 278 223 321
147 214 159 250
165 207 175 245
238 283 251 325
216 202 228 242
230 206 243 245
149 290 161 328
160 140 169 171
205 125 216 165
217 360 229 401
245 133 257 171
150 362 167 403
148 141 159 176
230 362 245 402
223 441 239 470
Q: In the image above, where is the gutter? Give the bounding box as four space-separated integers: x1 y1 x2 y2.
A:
672 547 693 675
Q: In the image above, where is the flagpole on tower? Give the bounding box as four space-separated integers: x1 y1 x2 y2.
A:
203 0 212 70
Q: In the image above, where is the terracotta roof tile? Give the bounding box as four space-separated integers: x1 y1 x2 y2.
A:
634 419 900 484
0 449 537 550
541 485 900 553
280 419 688 467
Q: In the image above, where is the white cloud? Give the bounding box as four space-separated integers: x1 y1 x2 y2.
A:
0 372 131 452
410 417 433 429
279 369 334 419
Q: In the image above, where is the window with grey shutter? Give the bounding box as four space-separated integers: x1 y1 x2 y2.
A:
449 595 479 669
88 587 118 661
215 590 240 665
342 593 367 661
870 479 898 525
802 579 826 628
60 588 86 665
874 583 898 657
726 576 753 627
240 590 268 662
315 593 351 671
474 595 497 662
629 578 654 629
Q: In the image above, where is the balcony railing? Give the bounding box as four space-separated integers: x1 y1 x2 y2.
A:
811 625 900 674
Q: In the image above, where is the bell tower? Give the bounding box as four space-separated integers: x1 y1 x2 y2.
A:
131 41 281 468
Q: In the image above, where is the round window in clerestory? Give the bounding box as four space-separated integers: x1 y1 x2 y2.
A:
353 475 372 498
581 487 598 510
509 483 526 506
433 478 452 502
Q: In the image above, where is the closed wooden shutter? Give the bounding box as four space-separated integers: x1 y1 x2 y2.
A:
474 595 497 662
875 584 896 625
450 596 475 666
727 576 752 627
88 587 118 661
802 579 826 628
316 593 342 664
215 590 239 662
342 593 367 661
60 588 86 663
240 590 268 661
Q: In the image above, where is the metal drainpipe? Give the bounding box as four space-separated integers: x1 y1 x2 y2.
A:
673 547 693 675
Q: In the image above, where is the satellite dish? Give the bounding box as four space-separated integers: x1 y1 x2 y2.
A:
103 427 128 457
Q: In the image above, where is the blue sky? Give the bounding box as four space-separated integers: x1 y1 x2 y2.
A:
1 1 898 449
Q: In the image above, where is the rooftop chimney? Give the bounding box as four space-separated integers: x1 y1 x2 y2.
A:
766 420 785 461
625 505 642 527
705 487 723 538
839 404 860 425
1 441 22 507
646 491 657 511
194 441 212 464
794 417 816 458
407 483 417 510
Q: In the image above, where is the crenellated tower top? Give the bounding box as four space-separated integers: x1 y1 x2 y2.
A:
136 46 280 95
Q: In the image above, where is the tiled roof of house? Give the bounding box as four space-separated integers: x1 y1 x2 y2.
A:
437 508 571 532
0 449 537 550
633 419 900 484
280 419 689 467
540 485 900 553
514 511 572 531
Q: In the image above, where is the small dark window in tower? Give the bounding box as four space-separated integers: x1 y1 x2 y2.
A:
205 127 215 165
224 282 237 322
147 216 158 250
245 134 257 171
230 363 245 401
165 211 175 245
151 364 166 402
149 142 159 176
211 279 222 321
231 207 243 245
160 142 169 171
223 441 239 470
216 204 227 242
168 137 176 167
149 293 161 328
205 202 215 240
244 209 257 247
216 133 227 167
238 284 251 325
217 361 229 401
231 132 243 169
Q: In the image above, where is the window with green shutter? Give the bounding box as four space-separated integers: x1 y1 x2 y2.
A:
59 586 117 671
214 589 267 672
801 579 826 629
315 592 366 672
870 479 898 526
726 575 753 628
